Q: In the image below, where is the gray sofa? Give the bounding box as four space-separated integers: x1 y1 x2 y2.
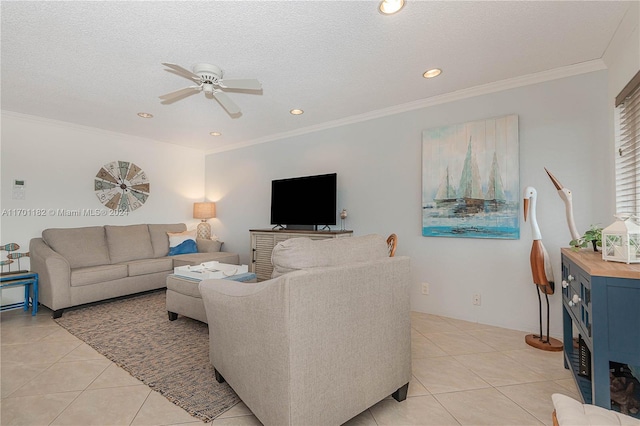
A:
199 234 411 426
29 223 238 318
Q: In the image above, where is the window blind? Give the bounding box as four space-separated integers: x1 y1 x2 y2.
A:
615 70 640 216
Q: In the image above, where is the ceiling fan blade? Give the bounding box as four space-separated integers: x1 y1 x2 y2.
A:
161 63 200 80
159 86 201 103
212 90 241 115
219 78 262 90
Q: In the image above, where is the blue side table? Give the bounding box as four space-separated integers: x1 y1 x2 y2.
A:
0 272 38 316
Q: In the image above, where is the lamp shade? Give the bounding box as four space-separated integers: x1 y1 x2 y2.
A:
193 202 216 220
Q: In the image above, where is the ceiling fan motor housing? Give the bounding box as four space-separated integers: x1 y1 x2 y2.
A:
193 63 223 85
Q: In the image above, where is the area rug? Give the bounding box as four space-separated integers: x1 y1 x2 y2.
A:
54 290 240 422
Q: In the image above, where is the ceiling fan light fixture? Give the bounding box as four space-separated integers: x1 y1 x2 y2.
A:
137 112 153 118
290 109 304 115
423 68 442 79
209 132 222 136
379 0 404 15
160 62 261 117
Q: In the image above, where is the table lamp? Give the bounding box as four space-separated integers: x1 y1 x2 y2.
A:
193 202 216 239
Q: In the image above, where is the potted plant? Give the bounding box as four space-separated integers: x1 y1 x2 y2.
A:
570 224 603 252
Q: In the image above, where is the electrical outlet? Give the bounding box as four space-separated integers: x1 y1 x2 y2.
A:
421 282 429 295
473 293 481 306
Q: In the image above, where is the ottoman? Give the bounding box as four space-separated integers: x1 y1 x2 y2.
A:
166 272 257 323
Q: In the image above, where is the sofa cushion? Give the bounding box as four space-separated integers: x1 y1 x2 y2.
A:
169 240 197 255
127 258 174 277
196 238 222 253
43 226 111 269
271 234 390 277
551 393 640 425
148 224 187 258
168 229 196 247
168 230 197 255
70 264 128 287
105 225 154 264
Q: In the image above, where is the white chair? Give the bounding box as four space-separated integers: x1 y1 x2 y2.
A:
199 234 411 426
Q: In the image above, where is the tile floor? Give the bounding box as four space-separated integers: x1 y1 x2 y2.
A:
1 307 580 426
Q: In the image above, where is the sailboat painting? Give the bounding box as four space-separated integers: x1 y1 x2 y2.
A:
422 115 519 239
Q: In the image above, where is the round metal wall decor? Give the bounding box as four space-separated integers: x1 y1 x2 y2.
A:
94 161 150 211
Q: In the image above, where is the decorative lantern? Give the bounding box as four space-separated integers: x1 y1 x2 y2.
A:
602 215 640 264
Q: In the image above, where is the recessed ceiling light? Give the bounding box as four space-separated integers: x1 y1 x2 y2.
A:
209 132 222 136
423 68 442 79
137 112 153 118
379 0 405 15
290 109 304 115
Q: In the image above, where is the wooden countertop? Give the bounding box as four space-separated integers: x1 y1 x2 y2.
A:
561 248 640 280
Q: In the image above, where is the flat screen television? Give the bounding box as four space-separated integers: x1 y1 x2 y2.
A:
270 173 337 229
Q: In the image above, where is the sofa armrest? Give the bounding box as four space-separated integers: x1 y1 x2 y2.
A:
29 238 72 311
196 238 222 253
199 274 295 425
199 274 293 365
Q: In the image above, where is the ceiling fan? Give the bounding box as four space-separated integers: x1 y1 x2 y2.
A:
159 63 262 116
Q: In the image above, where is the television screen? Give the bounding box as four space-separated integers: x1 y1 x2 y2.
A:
270 173 337 227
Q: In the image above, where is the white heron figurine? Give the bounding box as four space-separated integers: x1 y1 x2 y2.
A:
523 186 563 351
544 168 581 242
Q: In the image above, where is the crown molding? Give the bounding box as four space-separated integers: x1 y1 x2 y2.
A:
206 59 606 155
1 58 606 158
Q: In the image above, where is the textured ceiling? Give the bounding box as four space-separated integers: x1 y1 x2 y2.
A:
0 1 632 152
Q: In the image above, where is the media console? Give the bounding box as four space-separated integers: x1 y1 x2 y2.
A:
249 229 353 281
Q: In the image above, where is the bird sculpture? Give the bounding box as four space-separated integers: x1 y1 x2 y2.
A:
523 186 562 351
544 168 581 242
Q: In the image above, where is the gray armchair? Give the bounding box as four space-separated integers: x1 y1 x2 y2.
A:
199 234 411 426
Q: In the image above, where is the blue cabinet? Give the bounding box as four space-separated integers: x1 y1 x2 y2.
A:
561 248 640 415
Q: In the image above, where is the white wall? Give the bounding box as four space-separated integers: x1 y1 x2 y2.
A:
204 71 611 336
1 112 206 276
604 1 639 103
